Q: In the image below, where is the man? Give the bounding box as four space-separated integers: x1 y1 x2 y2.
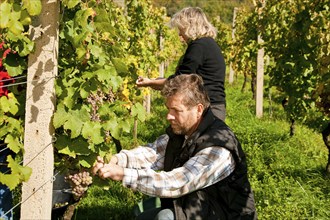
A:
92 74 257 219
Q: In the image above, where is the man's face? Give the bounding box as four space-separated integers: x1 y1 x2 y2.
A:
165 93 201 136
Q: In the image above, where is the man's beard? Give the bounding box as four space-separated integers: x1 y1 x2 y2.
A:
171 124 189 135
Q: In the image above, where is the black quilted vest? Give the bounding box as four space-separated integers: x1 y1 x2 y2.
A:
161 108 257 220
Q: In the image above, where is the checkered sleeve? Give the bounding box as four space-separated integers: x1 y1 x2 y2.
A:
122 146 235 198
115 134 169 170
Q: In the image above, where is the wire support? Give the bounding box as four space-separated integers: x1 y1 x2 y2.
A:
0 76 57 89
0 146 9 153
0 169 63 219
2 136 57 175
0 75 27 83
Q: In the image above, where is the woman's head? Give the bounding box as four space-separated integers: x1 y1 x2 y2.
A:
170 7 217 41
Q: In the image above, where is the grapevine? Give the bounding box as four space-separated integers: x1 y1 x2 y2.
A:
0 0 181 191
0 0 38 189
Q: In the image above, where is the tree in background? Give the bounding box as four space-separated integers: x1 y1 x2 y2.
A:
152 0 253 24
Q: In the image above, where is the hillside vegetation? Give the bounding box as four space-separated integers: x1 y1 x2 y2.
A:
152 0 253 23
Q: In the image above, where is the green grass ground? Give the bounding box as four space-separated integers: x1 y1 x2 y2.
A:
72 77 330 220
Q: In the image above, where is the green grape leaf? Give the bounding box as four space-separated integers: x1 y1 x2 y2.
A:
4 117 22 134
5 53 28 76
94 22 115 35
109 75 123 92
0 96 11 113
78 158 91 168
131 102 146 122
64 115 83 139
103 118 119 138
8 156 32 180
62 0 80 9
81 121 104 145
69 137 90 155
20 9 31 26
0 155 32 190
79 87 89 99
10 4 21 21
95 68 112 82
119 120 131 133
0 173 20 190
0 93 19 115
78 155 96 168
111 57 128 75
89 44 103 58
76 46 87 60
23 0 42 16
53 104 69 129
98 103 113 118
63 109 89 138
5 134 21 153
55 135 77 158
0 2 11 28
81 71 96 80
4 32 34 57
8 19 24 35
63 87 77 109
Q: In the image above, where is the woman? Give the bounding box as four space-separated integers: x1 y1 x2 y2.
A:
136 7 227 121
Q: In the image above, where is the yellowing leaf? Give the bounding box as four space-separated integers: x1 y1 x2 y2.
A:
0 172 20 190
62 0 80 9
8 20 24 35
5 134 21 153
23 0 42 16
121 78 130 101
1 156 32 190
0 2 11 28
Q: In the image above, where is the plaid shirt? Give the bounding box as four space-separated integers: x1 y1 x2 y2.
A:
115 134 235 198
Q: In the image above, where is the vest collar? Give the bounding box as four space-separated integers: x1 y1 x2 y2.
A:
166 107 215 145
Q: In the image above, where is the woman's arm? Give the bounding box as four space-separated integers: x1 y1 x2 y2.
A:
136 76 166 90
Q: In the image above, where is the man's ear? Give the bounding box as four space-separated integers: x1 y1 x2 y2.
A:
197 103 204 118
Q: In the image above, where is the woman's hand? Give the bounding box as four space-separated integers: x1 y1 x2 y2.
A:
136 76 166 90
136 76 151 87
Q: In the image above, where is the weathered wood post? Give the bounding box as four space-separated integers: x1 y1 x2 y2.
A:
20 1 60 219
229 7 238 84
255 0 266 118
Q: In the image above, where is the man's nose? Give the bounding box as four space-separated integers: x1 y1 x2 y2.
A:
166 112 175 121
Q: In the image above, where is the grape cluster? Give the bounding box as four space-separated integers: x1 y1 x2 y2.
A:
65 171 93 200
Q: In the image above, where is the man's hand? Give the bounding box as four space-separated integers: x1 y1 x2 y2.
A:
92 156 124 181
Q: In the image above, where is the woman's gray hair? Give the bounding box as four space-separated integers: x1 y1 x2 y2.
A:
170 7 217 40
161 74 210 110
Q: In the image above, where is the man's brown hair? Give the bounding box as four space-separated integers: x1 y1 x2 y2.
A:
162 74 210 110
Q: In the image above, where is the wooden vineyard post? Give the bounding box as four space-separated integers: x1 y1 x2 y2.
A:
20 1 60 219
159 34 165 78
229 7 238 84
255 0 266 118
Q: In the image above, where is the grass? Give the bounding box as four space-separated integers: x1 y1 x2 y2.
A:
71 77 329 219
